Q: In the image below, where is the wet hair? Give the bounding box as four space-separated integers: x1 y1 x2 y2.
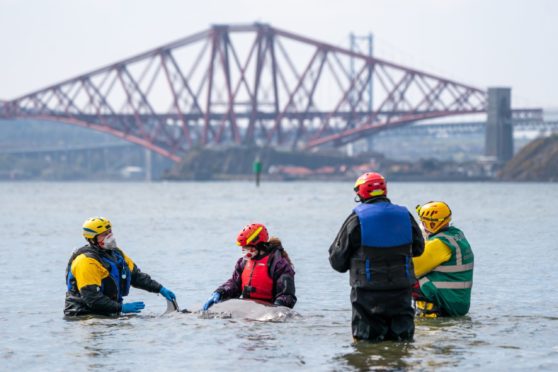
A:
260 237 293 268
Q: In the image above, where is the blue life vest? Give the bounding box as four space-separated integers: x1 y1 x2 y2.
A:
100 251 132 302
354 201 412 247
350 201 415 290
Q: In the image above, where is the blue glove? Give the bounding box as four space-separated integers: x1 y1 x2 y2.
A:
121 301 145 314
159 287 176 301
203 292 221 311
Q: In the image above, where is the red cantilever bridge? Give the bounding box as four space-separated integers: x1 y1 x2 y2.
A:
0 23 535 162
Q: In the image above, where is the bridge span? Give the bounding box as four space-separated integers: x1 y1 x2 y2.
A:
0 23 541 162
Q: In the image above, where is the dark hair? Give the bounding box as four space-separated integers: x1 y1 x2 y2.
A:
263 237 293 268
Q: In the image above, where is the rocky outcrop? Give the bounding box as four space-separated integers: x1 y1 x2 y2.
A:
499 134 558 181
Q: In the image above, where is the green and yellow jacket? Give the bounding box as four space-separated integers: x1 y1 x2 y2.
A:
415 226 474 316
64 245 162 316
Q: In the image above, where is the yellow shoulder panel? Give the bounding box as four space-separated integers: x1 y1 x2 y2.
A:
120 249 135 271
413 238 452 278
71 254 109 290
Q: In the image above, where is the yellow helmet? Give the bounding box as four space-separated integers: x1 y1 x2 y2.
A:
82 217 112 239
416 201 451 234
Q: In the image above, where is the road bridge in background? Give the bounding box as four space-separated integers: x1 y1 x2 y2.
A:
374 119 558 137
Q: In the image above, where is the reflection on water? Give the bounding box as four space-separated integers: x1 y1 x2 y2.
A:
341 341 415 371
60 319 122 370
1 182 558 370
338 317 474 370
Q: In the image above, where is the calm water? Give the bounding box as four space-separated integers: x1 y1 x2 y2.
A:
1 181 557 371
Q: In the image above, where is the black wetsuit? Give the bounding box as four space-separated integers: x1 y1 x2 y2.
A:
329 197 424 341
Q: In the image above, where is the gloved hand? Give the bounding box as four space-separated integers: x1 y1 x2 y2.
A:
121 301 145 314
159 287 176 301
203 292 221 311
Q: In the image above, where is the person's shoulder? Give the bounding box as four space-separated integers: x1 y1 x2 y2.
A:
281 257 295 269
115 247 132 260
72 253 104 272
390 200 412 211
345 212 360 230
234 256 246 268
448 226 465 233
272 250 288 262
272 253 294 271
70 244 94 256
71 245 99 260
115 248 135 270
340 209 358 223
447 226 470 240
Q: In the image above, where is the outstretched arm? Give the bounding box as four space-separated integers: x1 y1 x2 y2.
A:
123 252 174 301
122 251 163 293
130 265 163 293
120 250 163 293
215 258 245 300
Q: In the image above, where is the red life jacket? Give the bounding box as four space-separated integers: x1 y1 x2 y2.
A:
241 254 274 301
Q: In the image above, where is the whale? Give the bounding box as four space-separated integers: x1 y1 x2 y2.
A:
163 298 299 322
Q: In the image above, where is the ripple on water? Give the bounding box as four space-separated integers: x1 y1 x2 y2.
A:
2 182 558 370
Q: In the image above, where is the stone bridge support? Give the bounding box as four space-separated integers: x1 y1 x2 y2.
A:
485 87 513 163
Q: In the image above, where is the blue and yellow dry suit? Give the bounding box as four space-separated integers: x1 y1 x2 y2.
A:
413 226 474 317
64 245 162 316
329 196 424 341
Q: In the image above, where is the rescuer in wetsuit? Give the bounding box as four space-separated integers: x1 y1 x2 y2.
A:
329 172 424 342
64 217 176 317
412 201 474 317
203 223 296 310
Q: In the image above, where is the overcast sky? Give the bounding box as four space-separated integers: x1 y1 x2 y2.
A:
1 0 556 109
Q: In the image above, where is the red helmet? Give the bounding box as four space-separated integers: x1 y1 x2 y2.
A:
236 223 269 247
354 172 387 200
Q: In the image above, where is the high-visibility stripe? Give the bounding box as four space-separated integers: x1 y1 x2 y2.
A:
433 262 474 273
419 276 473 289
432 281 473 289
419 277 431 286
437 233 462 265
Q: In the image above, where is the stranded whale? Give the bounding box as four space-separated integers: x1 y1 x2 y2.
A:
163 298 299 322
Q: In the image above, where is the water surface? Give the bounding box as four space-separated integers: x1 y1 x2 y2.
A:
1 181 557 370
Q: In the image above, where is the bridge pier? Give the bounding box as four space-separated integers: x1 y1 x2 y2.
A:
485 87 513 163
144 149 152 182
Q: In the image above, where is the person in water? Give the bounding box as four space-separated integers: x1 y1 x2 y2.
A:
329 172 424 342
412 201 474 317
64 217 176 317
203 223 296 310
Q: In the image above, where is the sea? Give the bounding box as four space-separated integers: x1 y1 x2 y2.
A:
1 181 557 371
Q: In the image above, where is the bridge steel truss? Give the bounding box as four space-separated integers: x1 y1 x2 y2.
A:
1 24 495 161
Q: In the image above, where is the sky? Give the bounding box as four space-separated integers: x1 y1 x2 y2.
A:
1 0 556 109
